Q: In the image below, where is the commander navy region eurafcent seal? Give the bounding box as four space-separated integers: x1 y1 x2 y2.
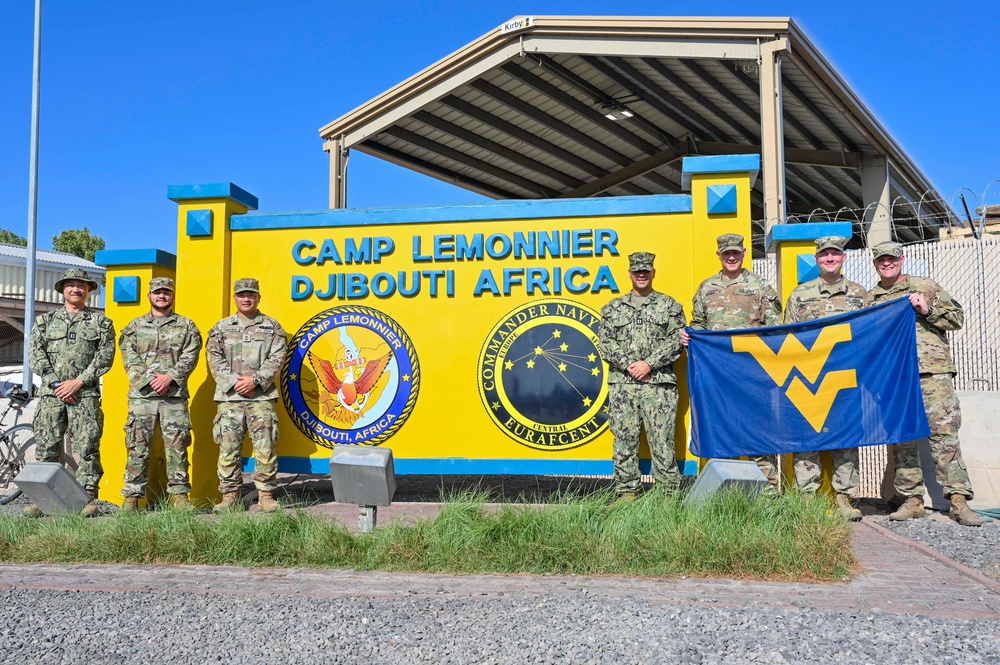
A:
478 298 608 450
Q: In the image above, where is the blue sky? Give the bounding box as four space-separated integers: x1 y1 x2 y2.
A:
1 1 997 254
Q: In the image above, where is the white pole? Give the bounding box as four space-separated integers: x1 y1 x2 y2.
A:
22 0 42 394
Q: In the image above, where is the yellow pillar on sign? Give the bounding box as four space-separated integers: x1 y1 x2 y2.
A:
683 155 758 473
168 183 258 502
93 250 176 505
766 221 854 493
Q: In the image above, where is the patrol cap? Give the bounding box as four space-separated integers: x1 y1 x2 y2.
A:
54 268 99 293
717 234 745 253
628 252 655 272
233 277 260 294
148 277 174 292
814 235 850 252
872 241 904 259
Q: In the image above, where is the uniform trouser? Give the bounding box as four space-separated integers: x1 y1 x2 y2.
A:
213 400 279 494
793 448 859 496
33 394 104 492
608 382 680 494
122 397 192 498
894 373 973 499
751 456 779 485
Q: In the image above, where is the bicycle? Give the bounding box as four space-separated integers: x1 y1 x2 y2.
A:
0 386 36 505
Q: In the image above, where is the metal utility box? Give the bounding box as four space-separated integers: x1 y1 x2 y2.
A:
14 462 91 515
330 445 396 506
684 459 770 504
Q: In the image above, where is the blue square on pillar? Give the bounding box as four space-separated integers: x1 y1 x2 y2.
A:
113 276 140 303
797 254 819 284
186 209 213 237
706 184 738 215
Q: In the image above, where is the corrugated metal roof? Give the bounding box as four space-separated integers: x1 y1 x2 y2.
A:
0 243 105 271
321 16 954 249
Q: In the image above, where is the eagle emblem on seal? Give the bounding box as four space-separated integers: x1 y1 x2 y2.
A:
307 348 393 426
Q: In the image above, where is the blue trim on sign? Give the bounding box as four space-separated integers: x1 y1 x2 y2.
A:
797 254 819 284
706 183 738 215
230 194 693 230
186 209 213 237
167 182 259 210
253 457 698 476
112 275 139 303
681 154 760 190
764 221 853 251
95 248 177 270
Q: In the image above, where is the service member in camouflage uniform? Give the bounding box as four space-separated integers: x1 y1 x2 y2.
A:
118 277 202 512
26 268 115 518
206 278 287 513
867 241 980 526
598 252 686 498
685 233 782 485
784 236 867 520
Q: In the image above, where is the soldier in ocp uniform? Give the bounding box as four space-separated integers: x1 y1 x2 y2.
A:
26 268 116 518
206 278 287 513
119 277 202 511
867 241 980 526
684 233 782 486
598 252 686 499
784 236 867 520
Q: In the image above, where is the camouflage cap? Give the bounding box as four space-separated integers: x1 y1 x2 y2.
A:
54 268 99 293
233 277 260 294
628 252 655 271
148 277 174 292
716 234 745 253
815 235 849 252
872 241 904 259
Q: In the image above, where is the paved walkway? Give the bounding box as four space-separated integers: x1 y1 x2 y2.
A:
1 519 997 620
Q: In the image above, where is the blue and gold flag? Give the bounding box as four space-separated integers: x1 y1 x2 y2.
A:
687 298 930 457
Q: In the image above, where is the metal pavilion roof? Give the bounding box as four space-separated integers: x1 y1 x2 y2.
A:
319 16 955 251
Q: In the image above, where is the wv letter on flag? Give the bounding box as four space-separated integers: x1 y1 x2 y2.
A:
688 298 929 458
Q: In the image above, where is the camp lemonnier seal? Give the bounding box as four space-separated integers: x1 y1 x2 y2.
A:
282 305 419 447
478 298 608 450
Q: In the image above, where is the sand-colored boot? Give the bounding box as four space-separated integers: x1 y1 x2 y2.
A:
835 493 862 522
121 497 140 513
257 490 280 513
22 504 43 518
948 494 982 527
171 493 196 512
888 496 925 521
212 491 241 514
80 490 99 518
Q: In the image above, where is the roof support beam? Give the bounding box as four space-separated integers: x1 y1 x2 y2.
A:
438 95 650 195
357 142 517 200
861 154 891 244
759 38 788 233
411 111 588 191
382 126 561 198
695 141 860 169
326 138 348 209
559 139 693 198
521 34 761 60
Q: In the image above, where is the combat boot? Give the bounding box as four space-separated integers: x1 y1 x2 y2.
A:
212 491 241 514
22 504 43 518
257 490 280 513
613 492 638 505
80 490 99 518
171 493 196 512
888 496 925 521
948 494 982 527
835 493 862 522
121 497 140 513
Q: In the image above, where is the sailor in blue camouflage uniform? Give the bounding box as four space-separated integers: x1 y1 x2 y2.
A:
26 268 116 518
598 252 686 498
206 278 287 513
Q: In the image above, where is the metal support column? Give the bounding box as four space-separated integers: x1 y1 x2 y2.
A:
861 155 891 245
327 138 349 209
759 38 788 238
22 0 43 393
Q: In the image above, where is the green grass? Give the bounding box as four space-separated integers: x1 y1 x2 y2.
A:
0 489 858 581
